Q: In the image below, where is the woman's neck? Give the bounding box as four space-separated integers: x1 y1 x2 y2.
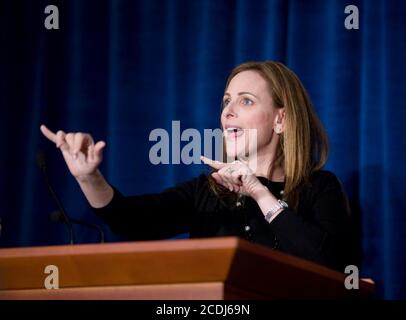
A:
248 151 285 182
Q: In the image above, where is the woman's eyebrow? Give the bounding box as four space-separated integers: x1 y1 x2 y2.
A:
223 91 259 99
238 91 258 99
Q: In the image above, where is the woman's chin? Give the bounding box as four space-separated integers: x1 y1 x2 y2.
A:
225 149 246 161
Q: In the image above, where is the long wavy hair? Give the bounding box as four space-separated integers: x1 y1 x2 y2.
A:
209 61 329 210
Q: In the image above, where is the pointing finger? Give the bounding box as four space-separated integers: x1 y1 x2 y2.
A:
200 156 226 170
40 124 57 144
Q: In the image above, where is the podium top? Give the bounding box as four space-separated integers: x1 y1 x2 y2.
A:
0 237 374 299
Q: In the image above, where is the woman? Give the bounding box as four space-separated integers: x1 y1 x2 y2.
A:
40 61 355 271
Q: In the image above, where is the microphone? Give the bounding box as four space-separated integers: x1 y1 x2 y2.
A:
50 210 105 243
36 150 75 244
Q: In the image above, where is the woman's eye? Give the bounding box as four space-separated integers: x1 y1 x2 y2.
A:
223 99 230 107
242 97 253 106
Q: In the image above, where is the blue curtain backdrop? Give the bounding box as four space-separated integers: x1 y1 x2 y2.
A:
0 0 405 299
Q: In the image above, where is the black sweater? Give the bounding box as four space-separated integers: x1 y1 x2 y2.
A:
93 170 355 272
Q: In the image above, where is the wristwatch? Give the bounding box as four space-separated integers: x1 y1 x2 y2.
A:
265 199 288 223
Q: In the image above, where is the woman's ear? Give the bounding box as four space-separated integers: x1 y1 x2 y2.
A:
273 108 286 134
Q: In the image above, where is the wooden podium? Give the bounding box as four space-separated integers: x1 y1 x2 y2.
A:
0 237 374 300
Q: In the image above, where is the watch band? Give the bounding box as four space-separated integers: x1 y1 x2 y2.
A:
265 199 288 223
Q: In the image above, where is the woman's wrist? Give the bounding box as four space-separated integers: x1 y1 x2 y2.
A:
252 185 284 222
251 184 271 202
75 170 103 185
75 170 114 208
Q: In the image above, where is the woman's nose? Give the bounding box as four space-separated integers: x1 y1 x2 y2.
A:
223 102 237 119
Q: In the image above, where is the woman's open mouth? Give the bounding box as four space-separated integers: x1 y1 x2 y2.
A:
225 127 244 139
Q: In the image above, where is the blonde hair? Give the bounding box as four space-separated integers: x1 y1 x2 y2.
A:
210 61 329 210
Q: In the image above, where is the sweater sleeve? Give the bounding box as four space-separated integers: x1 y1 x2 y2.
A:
92 177 199 241
268 171 353 271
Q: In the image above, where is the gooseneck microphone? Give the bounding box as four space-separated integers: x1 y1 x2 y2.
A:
36 150 75 244
49 210 105 243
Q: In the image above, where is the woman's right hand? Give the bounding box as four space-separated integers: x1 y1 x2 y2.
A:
40 124 106 180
